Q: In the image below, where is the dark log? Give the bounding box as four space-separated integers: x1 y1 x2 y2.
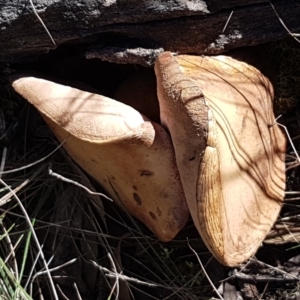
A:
0 0 299 64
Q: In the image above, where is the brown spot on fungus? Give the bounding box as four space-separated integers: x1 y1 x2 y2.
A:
140 170 154 176
149 212 157 220
133 193 142 206
10 73 189 242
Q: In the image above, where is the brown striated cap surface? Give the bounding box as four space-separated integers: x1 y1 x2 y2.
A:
155 52 286 266
11 74 189 242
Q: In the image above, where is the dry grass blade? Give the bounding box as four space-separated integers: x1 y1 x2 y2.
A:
222 10 234 33
269 1 300 44
0 179 59 299
0 222 19 281
0 141 64 174
276 116 300 163
187 240 224 300
29 258 77 296
28 0 56 46
0 166 44 207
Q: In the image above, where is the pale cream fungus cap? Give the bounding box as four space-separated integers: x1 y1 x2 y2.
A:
11 74 189 243
155 52 286 266
11 51 286 267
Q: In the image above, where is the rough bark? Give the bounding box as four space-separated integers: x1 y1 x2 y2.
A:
0 0 298 64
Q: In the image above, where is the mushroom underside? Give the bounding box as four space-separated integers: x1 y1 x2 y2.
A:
11 75 189 242
155 53 286 266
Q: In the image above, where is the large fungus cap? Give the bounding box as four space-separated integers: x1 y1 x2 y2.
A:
155 52 286 266
11 75 189 242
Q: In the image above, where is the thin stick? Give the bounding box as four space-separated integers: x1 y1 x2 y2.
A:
34 258 77 277
0 147 7 180
48 167 113 202
259 281 270 300
29 258 76 297
251 258 300 280
285 191 300 195
275 116 300 163
187 239 224 300
279 215 300 221
286 162 300 171
269 1 300 44
91 261 158 287
282 222 299 244
284 197 300 201
0 165 46 207
28 0 56 46
24 245 42 290
0 180 28 207
107 253 119 300
222 10 234 33
73 282 83 300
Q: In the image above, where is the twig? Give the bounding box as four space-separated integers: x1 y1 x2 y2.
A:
28 0 56 46
269 1 300 44
222 10 234 33
24 245 43 290
0 180 27 207
284 197 300 201
73 282 83 300
107 253 120 300
279 215 300 222
91 261 158 287
0 166 45 207
251 259 300 281
259 281 270 300
286 161 300 171
232 270 299 283
187 239 224 300
48 167 113 202
34 258 77 277
0 147 7 180
285 191 300 195
282 222 299 244
276 116 300 163
29 257 77 297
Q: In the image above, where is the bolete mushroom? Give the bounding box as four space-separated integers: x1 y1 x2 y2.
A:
11 75 189 242
155 52 286 266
